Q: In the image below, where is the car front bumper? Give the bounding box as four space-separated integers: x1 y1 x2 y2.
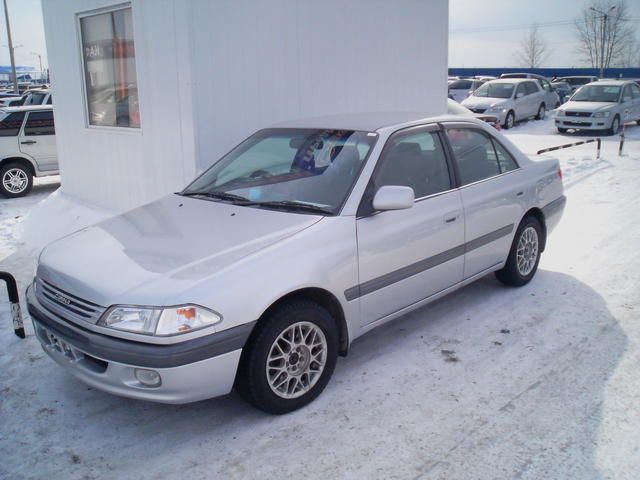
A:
555 115 610 130
27 286 255 404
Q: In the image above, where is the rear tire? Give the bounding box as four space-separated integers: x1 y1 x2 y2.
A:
495 216 543 287
503 111 515 130
236 300 338 414
0 162 33 198
557 127 568 134
535 104 546 120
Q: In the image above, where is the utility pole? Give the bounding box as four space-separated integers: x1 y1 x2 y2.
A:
590 5 617 79
31 51 42 73
2 0 18 93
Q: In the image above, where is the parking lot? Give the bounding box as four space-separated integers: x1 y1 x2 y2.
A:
1 118 639 479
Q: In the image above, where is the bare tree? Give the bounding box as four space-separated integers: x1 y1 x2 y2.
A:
515 24 549 68
575 0 637 70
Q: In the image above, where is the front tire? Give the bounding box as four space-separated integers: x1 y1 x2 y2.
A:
607 115 620 136
236 300 338 414
0 162 33 198
557 127 568 134
503 111 515 130
495 216 542 287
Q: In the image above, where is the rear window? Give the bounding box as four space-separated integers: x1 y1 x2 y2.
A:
449 80 472 90
0 111 25 136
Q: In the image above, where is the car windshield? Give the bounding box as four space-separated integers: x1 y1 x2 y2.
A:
571 85 621 103
182 128 377 215
473 82 514 99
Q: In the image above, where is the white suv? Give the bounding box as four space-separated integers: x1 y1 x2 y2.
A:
0 105 58 198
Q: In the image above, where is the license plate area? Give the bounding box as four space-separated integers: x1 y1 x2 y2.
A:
45 330 83 361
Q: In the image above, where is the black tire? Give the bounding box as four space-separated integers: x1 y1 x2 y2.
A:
503 111 515 130
535 103 546 120
636 119 640 126
0 162 33 198
495 216 543 287
557 127 568 134
236 300 339 414
607 115 620 136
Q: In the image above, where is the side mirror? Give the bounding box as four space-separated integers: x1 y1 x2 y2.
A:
372 185 415 211
516 92 524 99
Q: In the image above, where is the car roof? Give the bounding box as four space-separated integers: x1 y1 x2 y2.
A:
270 112 484 132
487 78 532 84
558 76 597 79
586 80 631 86
0 105 53 113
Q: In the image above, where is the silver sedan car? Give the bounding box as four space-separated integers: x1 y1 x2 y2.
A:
27 113 565 414
554 80 640 135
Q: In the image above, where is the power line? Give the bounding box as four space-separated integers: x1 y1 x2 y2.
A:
450 16 640 35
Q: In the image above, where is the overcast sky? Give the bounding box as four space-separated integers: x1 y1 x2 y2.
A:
0 0 638 71
450 0 640 67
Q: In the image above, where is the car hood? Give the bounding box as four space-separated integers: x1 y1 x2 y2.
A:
462 97 508 109
562 101 616 112
37 194 323 306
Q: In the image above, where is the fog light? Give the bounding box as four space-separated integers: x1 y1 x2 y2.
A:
134 368 161 387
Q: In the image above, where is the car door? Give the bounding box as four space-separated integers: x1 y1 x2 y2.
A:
513 83 529 120
631 84 640 120
442 124 527 278
525 81 542 116
620 85 634 123
18 110 57 171
355 124 464 325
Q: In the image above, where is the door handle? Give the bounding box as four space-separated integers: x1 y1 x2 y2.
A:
444 214 459 223
20 140 36 145
516 191 524 197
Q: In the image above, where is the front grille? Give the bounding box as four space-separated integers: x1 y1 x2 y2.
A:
565 111 592 117
563 121 591 127
35 277 106 325
470 107 486 113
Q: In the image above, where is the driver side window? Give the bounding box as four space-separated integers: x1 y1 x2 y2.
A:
374 128 452 199
516 84 527 97
622 85 633 103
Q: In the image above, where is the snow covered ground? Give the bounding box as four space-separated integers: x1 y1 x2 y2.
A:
1 118 639 480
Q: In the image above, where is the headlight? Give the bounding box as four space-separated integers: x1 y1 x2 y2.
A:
99 305 221 336
592 111 611 118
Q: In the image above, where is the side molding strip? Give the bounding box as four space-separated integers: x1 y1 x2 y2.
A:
345 223 514 301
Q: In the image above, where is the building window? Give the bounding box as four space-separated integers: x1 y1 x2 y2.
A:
80 6 140 128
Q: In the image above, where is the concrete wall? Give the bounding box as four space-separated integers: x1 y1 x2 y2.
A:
42 0 448 212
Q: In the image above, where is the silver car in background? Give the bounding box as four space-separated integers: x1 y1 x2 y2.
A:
554 80 640 135
462 79 549 129
448 78 486 103
27 113 565 414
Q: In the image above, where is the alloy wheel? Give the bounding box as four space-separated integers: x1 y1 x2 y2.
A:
516 226 539 276
2 168 28 194
266 321 327 399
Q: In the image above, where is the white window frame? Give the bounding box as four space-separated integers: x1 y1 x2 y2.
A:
76 2 143 134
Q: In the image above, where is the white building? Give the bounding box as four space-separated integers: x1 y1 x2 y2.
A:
41 0 448 215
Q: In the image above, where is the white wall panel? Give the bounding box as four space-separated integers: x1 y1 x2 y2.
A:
42 0 448 212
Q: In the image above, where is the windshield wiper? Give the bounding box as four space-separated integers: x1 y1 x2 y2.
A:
179 191 251 203
247 200 334 215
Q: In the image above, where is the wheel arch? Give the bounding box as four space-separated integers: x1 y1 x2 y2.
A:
522 207 547 252
0 155 36 176
252 287 350 357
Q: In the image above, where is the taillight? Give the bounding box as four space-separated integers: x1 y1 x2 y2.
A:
557 167 563 180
